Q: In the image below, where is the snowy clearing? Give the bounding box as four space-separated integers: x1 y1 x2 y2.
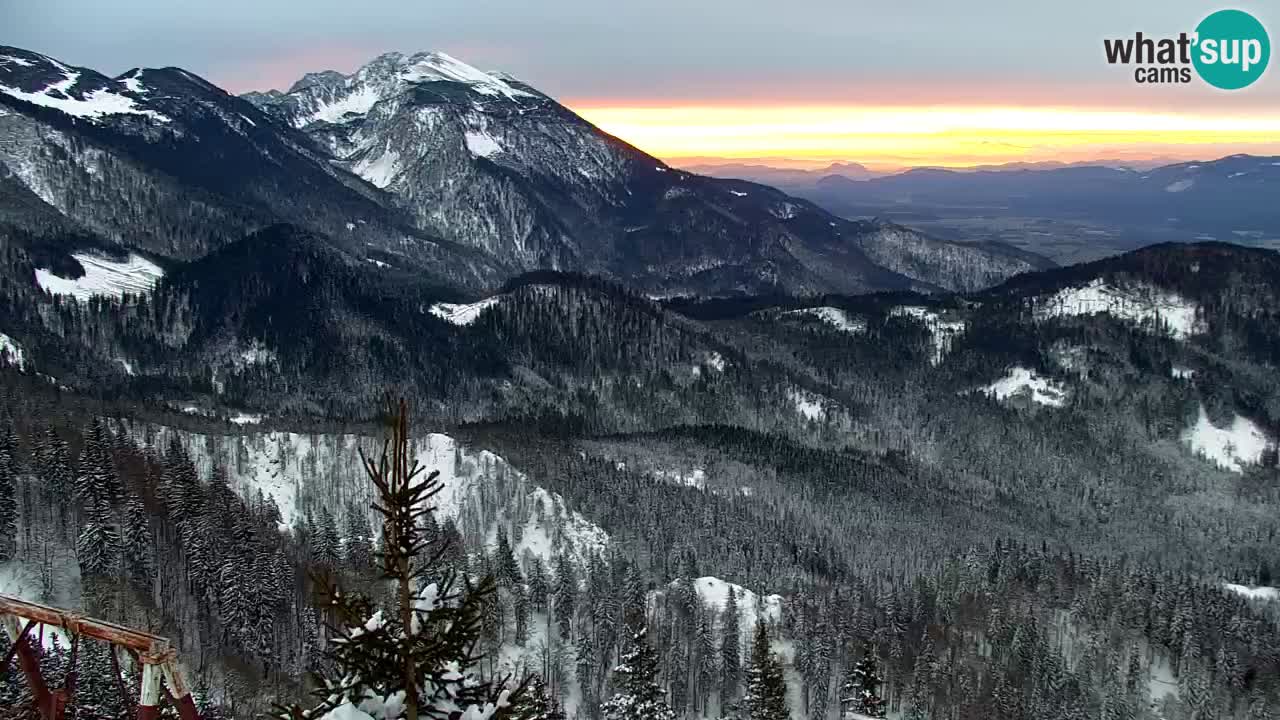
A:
1164 179 1194 192
0 71 168 123
35 252 164 301
428 296 501 326
229 413 263 426
789 388 826 422
1223 583 1279 602
980 367 1067 407
1181 406 1271 473
1034 279 1202 339
0 333 25 370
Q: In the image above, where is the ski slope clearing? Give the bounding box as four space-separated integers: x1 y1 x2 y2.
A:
1181 406 1271 473
1035 279 1202 339
35 252 164 301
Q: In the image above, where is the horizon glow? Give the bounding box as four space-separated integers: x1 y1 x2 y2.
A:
572 104 1280 169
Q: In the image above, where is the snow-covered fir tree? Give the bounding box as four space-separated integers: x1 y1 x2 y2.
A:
600 626 676 720
277 399 522 720
841 644 886 719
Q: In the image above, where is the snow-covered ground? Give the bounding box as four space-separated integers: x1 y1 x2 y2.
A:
1181 406 1271 473
401 52 534 101
889 306 965 365
1223 583 1279 603
1035 279 1202 339
783 306 866 334
429 296 502 326
35 252 164 301
0 542 82 649
0 332 25 370
979 367 1067 407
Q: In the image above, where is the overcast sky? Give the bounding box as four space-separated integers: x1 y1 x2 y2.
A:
5 0 1274 106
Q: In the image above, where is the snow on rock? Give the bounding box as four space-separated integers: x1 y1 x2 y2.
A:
0 333 25 370
352 147 402 188
703 352 727 372
303 85 382 126
1181 406 1271 473
980 367 1067 407
784 306 866 334
428 296 501 325
1223 583 1279 603
0 70 169 123
464 129 503 158
35 252 164 302
890 306 966 365
229 412 263 426
1034 279 1202 339
729 190 748 197
650 467 708 490
1165 179 1194 192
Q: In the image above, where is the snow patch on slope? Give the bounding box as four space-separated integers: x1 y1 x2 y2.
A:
1181 407 1271 473
464 129 503 158
789 388 827 422
429 296 501 326
402 52 534 101
1165 179 1194 193
0 71 168 123
784 306 866 334
352 147 402 188
303 85 382 126
35 252 164 301
1035 279 1202 339
980 367 1067 407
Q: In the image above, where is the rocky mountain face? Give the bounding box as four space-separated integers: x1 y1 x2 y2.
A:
243 50 1041 295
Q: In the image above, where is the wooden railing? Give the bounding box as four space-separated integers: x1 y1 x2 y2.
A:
0 594 199 720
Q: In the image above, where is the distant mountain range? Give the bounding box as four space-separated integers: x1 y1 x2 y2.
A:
800 154 1280 239
0 46 1038 297
679 158 1182 189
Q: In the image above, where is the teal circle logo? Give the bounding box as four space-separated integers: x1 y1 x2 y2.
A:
1193 9 1270 89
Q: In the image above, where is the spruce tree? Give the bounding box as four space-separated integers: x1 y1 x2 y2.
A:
278 398 522 720
743 618 789 720
600 626 676 720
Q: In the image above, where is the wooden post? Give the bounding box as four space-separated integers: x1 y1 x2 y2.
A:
138 663 163 720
